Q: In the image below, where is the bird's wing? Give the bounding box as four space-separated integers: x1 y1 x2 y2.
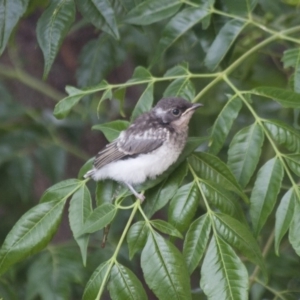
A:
93 128 166 169
94 141 126 169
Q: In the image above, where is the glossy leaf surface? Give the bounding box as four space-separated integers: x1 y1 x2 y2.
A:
82 261 110 300
79 203 117 235
189 153 247 202
168 182 200 233
141 232 191 300
251 87 300 108
228 123 264 187
250 158 284 236
75 0 119 39
0 0 29 55
275 188 296 254
37 0 75 78
183 214 211 274
209 96 243 155
143 162 188 217
124 0 181 25
151 6 209 65
204 19 246 71
131 83 154 121
151 219 183 238
108 264 147 300
288 200 300 256
0 201 65 275
93 120 130 142
40 179 82 203
213 212 266 277
200 236 248 300
68 185 92 265
127 221 149 259
263 119 300 152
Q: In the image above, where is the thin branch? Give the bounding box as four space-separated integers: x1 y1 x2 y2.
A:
0 64 65 101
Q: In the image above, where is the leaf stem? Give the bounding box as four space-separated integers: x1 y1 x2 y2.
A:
249 230 275 287
95 199 141 300
254 277 288 300
0 64 65 101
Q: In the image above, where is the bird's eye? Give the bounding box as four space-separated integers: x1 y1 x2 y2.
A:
172 108 180 116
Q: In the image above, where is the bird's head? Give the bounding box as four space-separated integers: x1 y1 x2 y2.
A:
153 97 203 128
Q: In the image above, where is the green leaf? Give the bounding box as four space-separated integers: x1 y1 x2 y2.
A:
164 63 189 77
76 36 126 88
79 203 117 235
127 221 149 259
96 180 120 206
228 123 265 188
53 94 84 119
288 199 300 256
93 120 130 142
200 181 245 220
284 154 300 176
223 0 258 14
78 157 94 179
143 162 188 218
251 87 300 108
151 219 183 238
83 261 110 300
282 48 300 68
250 157 284 236
209 96 243 155
263 119 300 152
0 201 65 275
7 156 34 202
68 185 92 265
163 78 195 101
275 188 296 255
75 0 119 39
37 0 75 79
124 0 182 25
141 231 192 300
97 88 113 116
200 236 248 300
282 48 300 93
131 83 154 121
36 145 66 183
151 6 209 65
128 66 152 82
108 264 147 300
114 87 127 117
204 19 247 71
168 182 200 233
183 214 211 274
65 85 84 95
0 0 29 55
189 153 248 202
213 213 267 278
40 179 82 203
26 246 84 300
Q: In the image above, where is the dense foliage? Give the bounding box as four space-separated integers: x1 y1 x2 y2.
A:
1 0 300 299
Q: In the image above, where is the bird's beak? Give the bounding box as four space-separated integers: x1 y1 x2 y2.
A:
182 103 203 116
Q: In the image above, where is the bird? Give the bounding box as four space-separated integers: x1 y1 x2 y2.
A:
84 97 202 201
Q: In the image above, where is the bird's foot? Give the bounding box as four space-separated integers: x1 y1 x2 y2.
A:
137 193 145 202
124 182 145 202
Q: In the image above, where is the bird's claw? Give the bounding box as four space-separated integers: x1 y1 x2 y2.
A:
137 193 145 202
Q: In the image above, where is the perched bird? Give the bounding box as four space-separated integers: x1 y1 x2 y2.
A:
84 97 202 201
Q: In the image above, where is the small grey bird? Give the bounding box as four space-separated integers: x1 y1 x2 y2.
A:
84 97 202 201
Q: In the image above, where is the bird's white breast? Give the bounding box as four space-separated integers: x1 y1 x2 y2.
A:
90 140 182 185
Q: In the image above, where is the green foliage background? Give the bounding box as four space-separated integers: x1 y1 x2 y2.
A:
1 0 300 299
